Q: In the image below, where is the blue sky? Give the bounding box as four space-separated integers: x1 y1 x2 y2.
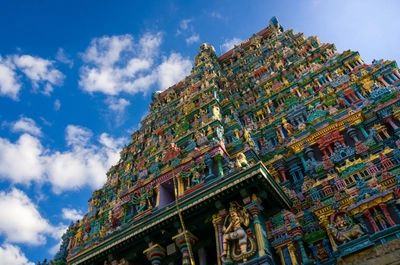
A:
0 0 399 263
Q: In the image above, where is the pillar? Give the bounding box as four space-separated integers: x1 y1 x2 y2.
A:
277 168 288 182
379 203 396 227
378 76 390 87
384 116 399 130
213 154 224 177
212 214 223 265
143 243 167 265
294 236 309 264
388 200 400 219
363 209 379 233
172 230 197 265
356 123 369 138
297 151 310 172
247 204 266 257
288 243 299 265
277 125 285 140
276 248 287 265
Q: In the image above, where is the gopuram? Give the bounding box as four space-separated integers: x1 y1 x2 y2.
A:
53 17 400 265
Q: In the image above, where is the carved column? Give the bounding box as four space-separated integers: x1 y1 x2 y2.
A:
288 243 299 265
297 152 309 172
276 248 286 265
246 203 267 257
363 209 379 232
212 214 223 265
276 125 285 140
213 154 224 177
378 76 390 86
294 236 309 264
172 230 197 265
143 243 167 265
356 123 369 138
277 168 288 182
379 203 396 227
384 115 399 130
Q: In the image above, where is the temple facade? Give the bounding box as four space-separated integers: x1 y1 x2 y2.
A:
53 17 400 265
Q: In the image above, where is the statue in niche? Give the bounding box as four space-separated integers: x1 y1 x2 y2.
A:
221 202 256 263
373 208 388 230
327 213 364 243
212 104 222 120
131 185 154 214
235 152 249 169
315 242 329 262
179 161 206 188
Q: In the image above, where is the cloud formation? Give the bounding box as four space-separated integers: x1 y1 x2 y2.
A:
62 208 83 221
13 55 65 96
186 34 200 45
8 116 43 137
0 124 126 193
54 99 61 111
221 37 243 53
0 244 35 265
0 54 65 100
56 48 74 68
79 33 192 95
0 188 62 246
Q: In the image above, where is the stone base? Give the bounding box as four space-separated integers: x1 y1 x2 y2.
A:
336 238 400 265
333 235 373 258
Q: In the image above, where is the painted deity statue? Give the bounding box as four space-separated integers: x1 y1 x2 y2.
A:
212 104 222 120
131 185 154 214
221 202 252 262
235 152 249 169
328 213 364 243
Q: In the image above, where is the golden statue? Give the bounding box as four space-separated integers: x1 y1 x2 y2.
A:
235 152 249 169
212 105 222 120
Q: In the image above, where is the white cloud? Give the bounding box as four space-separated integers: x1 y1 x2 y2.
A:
13 55 65 96
79 34 159 95
65 125 92 147
79 32 192 95
62 208 83 221
186 34 200 44
0 125 126 193
0 244 35 265
0 134 44 184
105 97 131 126
9 117 42 137
0 188 61 245
54 99 61 111
107 97 130 112
221 37 243 53
56 48 73 68
179 19 192 30
157 53 192 90
0 56 21 100
0 53 65 99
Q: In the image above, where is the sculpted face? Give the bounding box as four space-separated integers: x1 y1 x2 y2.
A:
230 211 238 219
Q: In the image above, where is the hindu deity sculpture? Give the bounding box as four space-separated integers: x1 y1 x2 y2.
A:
221 202 255 263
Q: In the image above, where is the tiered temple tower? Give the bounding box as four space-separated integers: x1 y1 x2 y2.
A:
53 17 400 265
